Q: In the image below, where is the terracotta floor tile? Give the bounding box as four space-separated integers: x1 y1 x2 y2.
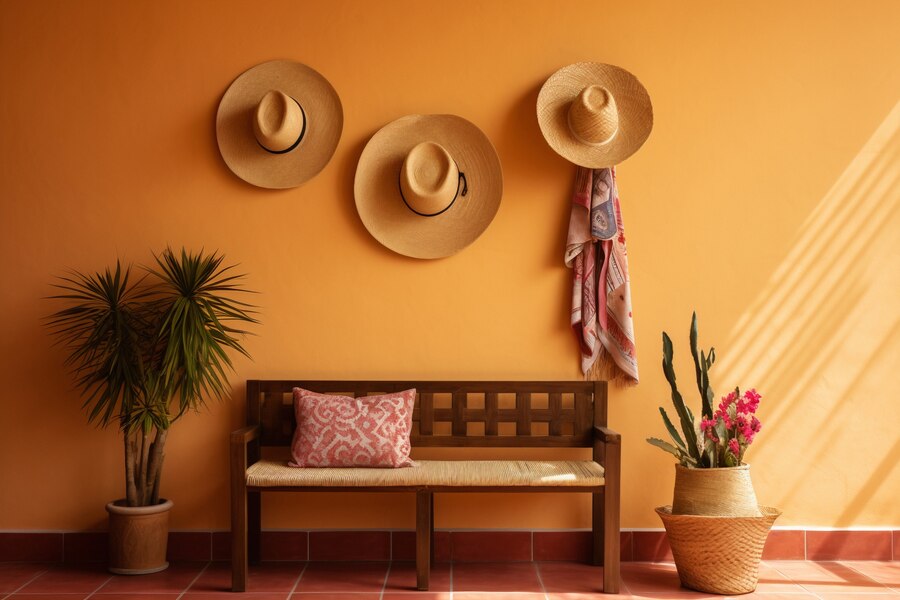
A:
7 594 88 600
546 593 634 600
731 593 818 599
451 562 542 592
382 561 451 592
182 594 290 600
769 560 893 594
0 563 47 593
536 561 610 594
188 561 305 593
291 594 381 599
18 563 111 594
754 562 808 593
841 560 900 586
97 561 208 594
292 562 389 592
814 594 900 599
382 593 453 599
454 594 546 600
629 591 721 598
91 594 180 600
619 562 684 594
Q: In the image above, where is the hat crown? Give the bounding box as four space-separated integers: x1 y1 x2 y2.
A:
400 142 460 216
252 90 306 153
567 85 619 146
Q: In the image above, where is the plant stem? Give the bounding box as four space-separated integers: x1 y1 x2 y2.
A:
124 431 138 506
146 428 167 505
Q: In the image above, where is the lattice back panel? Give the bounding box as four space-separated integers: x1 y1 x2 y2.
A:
248 380 606 448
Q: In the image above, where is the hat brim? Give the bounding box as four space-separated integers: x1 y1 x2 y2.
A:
537 62 652 168
355 114 503 259
216 60 343 189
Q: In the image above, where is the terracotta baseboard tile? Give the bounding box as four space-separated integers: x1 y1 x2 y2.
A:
0 533 63 562
308 530 390 561
763 529 806 560
3 528 899 563
807 530 892 560
166 531 211 561
389 530 450 562
211 530 230 561
260 530 308 561
894 529 899 561
451 531 531 562
63 532 106 563
632 530 673 562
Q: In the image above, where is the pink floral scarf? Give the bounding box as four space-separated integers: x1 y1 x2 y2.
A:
565 166 638 384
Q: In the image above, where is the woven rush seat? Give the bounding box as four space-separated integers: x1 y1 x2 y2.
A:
247 459 604 488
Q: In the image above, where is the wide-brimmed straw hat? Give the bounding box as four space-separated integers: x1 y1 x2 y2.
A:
354 114 502 259
537 62 652 168
216 60 343 189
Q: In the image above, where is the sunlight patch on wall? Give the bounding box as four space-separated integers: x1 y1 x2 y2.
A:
715 102 900 525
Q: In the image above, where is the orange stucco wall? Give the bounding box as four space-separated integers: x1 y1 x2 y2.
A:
1 0 898 532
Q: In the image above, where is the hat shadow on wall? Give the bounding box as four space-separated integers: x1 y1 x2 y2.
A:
334 128 402 257
496 80 579 271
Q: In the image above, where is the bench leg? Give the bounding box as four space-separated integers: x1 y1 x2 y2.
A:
429 493 435 566
602 443 621 594
592 490 604 566
416 490 432 591
231 455 248 591
248 491 261 565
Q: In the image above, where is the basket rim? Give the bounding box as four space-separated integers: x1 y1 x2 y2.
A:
656 504 782 520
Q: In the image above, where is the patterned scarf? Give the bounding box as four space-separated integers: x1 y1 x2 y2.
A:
564 166 638 384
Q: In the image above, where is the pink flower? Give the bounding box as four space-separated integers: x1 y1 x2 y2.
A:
700 417 719 442
728 438 740 456
737 389 761 414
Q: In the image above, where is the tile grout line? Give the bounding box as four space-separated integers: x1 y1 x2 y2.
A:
176 560 211 600
287 560 308 599
378 561 392 600
83 573 114 599
1 566 49 600
533 561 549 600
840 560 895 592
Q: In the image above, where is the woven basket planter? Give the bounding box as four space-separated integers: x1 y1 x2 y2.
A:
672 464 761 517
656 505 781 595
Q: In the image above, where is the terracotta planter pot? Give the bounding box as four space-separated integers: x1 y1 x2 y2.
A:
672 464 761 517
106 498 173 575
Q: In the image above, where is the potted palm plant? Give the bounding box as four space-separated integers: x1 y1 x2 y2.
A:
46 248 257 574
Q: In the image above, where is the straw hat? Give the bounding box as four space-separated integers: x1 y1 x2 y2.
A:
216 60 343 189
354 114 502 259
537 62 653 167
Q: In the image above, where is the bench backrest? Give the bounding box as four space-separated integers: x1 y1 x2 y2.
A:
246 380 607 448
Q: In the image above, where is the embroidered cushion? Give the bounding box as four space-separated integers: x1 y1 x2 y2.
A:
289 387 416 468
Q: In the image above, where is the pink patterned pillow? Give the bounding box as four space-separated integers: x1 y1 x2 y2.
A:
289 388 416 468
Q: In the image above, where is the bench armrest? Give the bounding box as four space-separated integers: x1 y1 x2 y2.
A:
593 426 621 444
231 424 261 445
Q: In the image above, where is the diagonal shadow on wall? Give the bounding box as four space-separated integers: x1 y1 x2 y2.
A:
714 101 900 530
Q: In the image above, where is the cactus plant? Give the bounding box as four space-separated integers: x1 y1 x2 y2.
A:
647 312 716 468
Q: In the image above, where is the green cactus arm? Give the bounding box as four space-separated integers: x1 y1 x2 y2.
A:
647 437 698 467
659 407 687 450
700 349 713 418
662 332 702 463
690 312 704 399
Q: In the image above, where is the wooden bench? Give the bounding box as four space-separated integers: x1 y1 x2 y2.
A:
231 380 621 593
